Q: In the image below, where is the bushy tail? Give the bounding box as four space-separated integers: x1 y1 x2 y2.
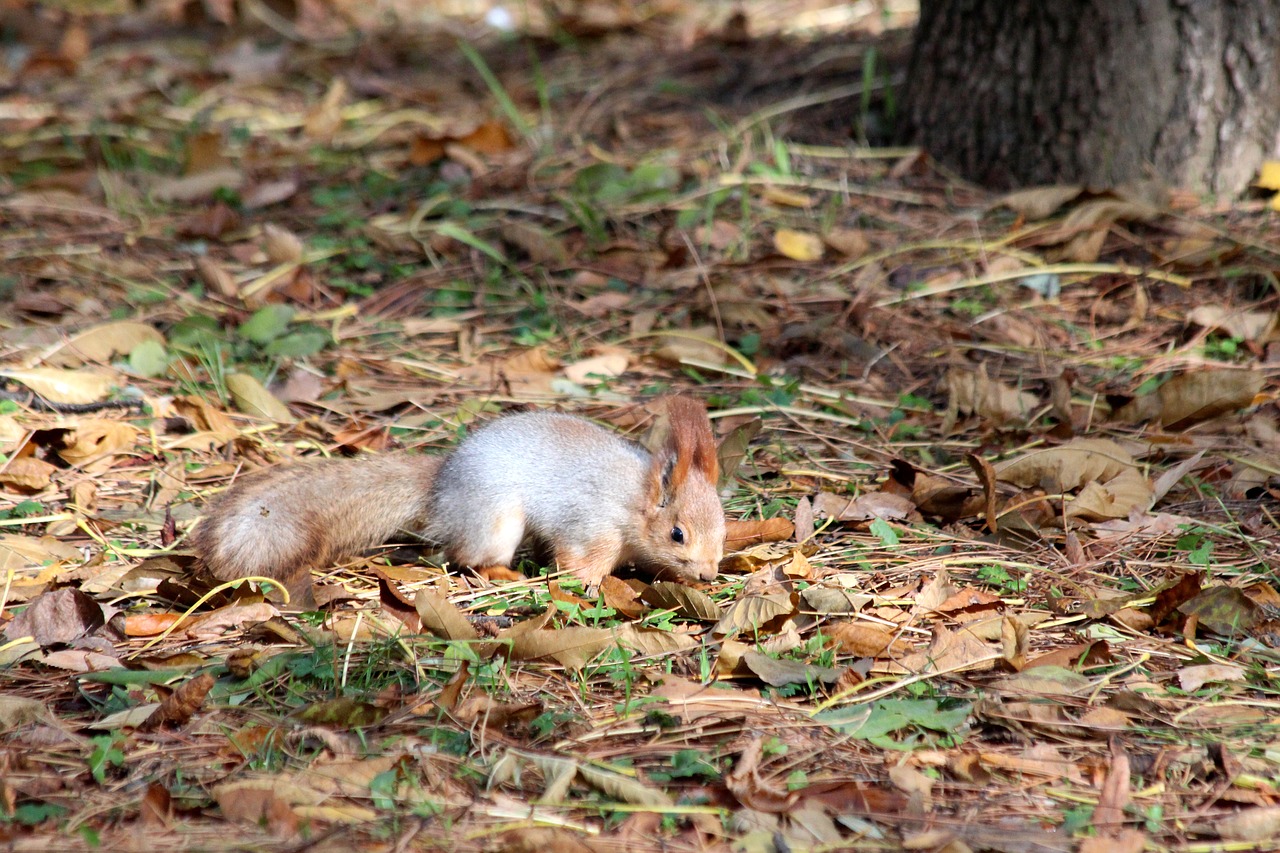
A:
191 453 441 600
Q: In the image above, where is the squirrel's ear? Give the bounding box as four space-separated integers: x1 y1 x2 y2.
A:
647 396 718 504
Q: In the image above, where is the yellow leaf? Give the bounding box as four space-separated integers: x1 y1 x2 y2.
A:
44 320 165 367
226 373 294 423
773 228 824 261
1257 160 1280 190
762 186 814 208
58 419 140 466
1 367 116 404
1269 192 1280 211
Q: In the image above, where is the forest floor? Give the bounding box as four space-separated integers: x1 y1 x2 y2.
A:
1 1 1280 851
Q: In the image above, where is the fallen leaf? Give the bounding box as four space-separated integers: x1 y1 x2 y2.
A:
1 367 117 404
1188 305 1279 342
1217 807 1280 842
226 373 295 422
712 592 795 637
563 353 628 383
44 320 165 366
139 673 215 731
996 184 1083 219
57 419 139 466
1113 370 1265 429
946 364 1039 427
3 588 105 647
773 228 825 261
1178 663 1246 692
724 517 795 549
414 589 478 641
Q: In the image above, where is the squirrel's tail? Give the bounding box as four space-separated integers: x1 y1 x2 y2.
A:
191 453 441 601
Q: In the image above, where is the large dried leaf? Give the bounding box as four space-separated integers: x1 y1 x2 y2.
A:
506 624 615 669
615 624 697 655
226 372 295 423
640 581 722 621
3 588 105 647
1 367 117 404
996 438 1144 493
57 419 139 466
946 364 1039 427
712 592 795 637
1113 370 1265 429
414 589 478 641
1188 305 1279 342
43 320 165 367
996 184 1083 219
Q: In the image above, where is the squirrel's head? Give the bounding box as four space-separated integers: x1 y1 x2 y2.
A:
637 397 725 583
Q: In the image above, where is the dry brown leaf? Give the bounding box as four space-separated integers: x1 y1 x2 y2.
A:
414 589 478 641
712 592 795 637
650 675 754 723
44 320 164 367
823 227 871 257
0 456 56 491
615 624 697 656
499 221 569 264
1178 663 1247 692
898 625 1000 675
57 419 139 466
599 576 647 619
1091 740 1131 831
945 364 1039 427
996 438 1152 519
39 648 120 672
180 602 279 639
139 673 215 731
3 588 104 647
506 624 615 669
1217 807 1280 842
724 517 795 549
262 223 305 264
213 779 307 835
1 367 117 404
651 331 732 368
1188 305 1279 342
1114 370 1265 429
562 353 628 384
1080 830 1146 853
303 77 347 140
639 581 721 621
825 621 905 657
151 166 245 203
812 491 916 522
725 737 795 812
226 373 294 423
996 184 1083 219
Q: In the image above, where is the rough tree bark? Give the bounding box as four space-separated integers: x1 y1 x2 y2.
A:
902 0 1280 196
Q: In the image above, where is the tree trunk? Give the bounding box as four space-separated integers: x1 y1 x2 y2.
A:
902 0 1280 196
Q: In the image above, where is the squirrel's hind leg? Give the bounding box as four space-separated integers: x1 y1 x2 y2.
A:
444 504 526 572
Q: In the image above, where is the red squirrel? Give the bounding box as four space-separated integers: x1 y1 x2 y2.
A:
192 396 726 606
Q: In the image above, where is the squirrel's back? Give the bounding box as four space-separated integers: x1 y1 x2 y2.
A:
425 411 650 566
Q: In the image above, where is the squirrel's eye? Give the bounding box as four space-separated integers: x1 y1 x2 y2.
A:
671 526 685 544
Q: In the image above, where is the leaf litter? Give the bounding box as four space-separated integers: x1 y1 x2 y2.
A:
0 1 1279 851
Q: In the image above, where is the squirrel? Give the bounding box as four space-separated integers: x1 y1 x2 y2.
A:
191 396 726 607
